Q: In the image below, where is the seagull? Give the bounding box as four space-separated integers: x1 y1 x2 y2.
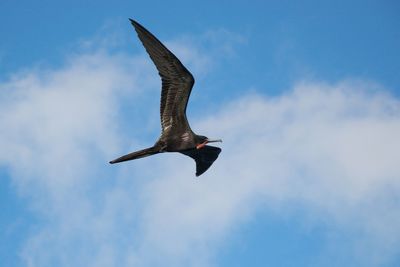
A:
109 19 222 176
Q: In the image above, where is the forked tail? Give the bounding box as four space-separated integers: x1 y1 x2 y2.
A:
109 146 160 164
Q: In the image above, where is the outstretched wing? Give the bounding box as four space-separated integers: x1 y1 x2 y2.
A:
130 19 195 134
180 145 222 176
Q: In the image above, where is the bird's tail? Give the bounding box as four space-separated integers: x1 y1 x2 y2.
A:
109 146 160 164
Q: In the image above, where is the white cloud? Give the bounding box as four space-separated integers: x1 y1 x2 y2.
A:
0 49 144 266
132 80 400 267
1 31 400 267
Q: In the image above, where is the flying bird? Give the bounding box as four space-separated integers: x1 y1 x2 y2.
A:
109 19 222 176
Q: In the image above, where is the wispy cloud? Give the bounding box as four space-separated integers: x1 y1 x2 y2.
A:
1 29 399 267
165 28 246 78
131 80 400 267
0 47 156 267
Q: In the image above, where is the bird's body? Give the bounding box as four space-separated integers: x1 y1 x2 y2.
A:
109 19 222 176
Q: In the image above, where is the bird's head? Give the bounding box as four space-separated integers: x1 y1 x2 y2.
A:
195 135 222 149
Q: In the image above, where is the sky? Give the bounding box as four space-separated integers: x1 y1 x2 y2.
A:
1 0 400 266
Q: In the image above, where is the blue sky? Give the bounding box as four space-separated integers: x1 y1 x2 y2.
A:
1 1 400 267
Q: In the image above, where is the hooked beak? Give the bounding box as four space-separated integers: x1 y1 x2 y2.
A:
196 139 222 149
207 139 223 144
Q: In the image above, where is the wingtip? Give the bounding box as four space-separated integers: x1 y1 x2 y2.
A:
195 171 204 177
129 18 140 28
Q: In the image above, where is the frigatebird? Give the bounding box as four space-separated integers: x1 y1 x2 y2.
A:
109 19 222 176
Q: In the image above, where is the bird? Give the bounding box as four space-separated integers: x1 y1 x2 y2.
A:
109 19 222 176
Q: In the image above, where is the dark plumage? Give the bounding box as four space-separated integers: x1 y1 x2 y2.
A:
109 19 222 176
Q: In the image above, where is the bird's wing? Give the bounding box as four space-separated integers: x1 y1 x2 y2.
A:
130 19 195 133
180 145 222 176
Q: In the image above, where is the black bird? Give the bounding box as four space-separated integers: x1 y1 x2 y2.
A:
109 19 222 176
